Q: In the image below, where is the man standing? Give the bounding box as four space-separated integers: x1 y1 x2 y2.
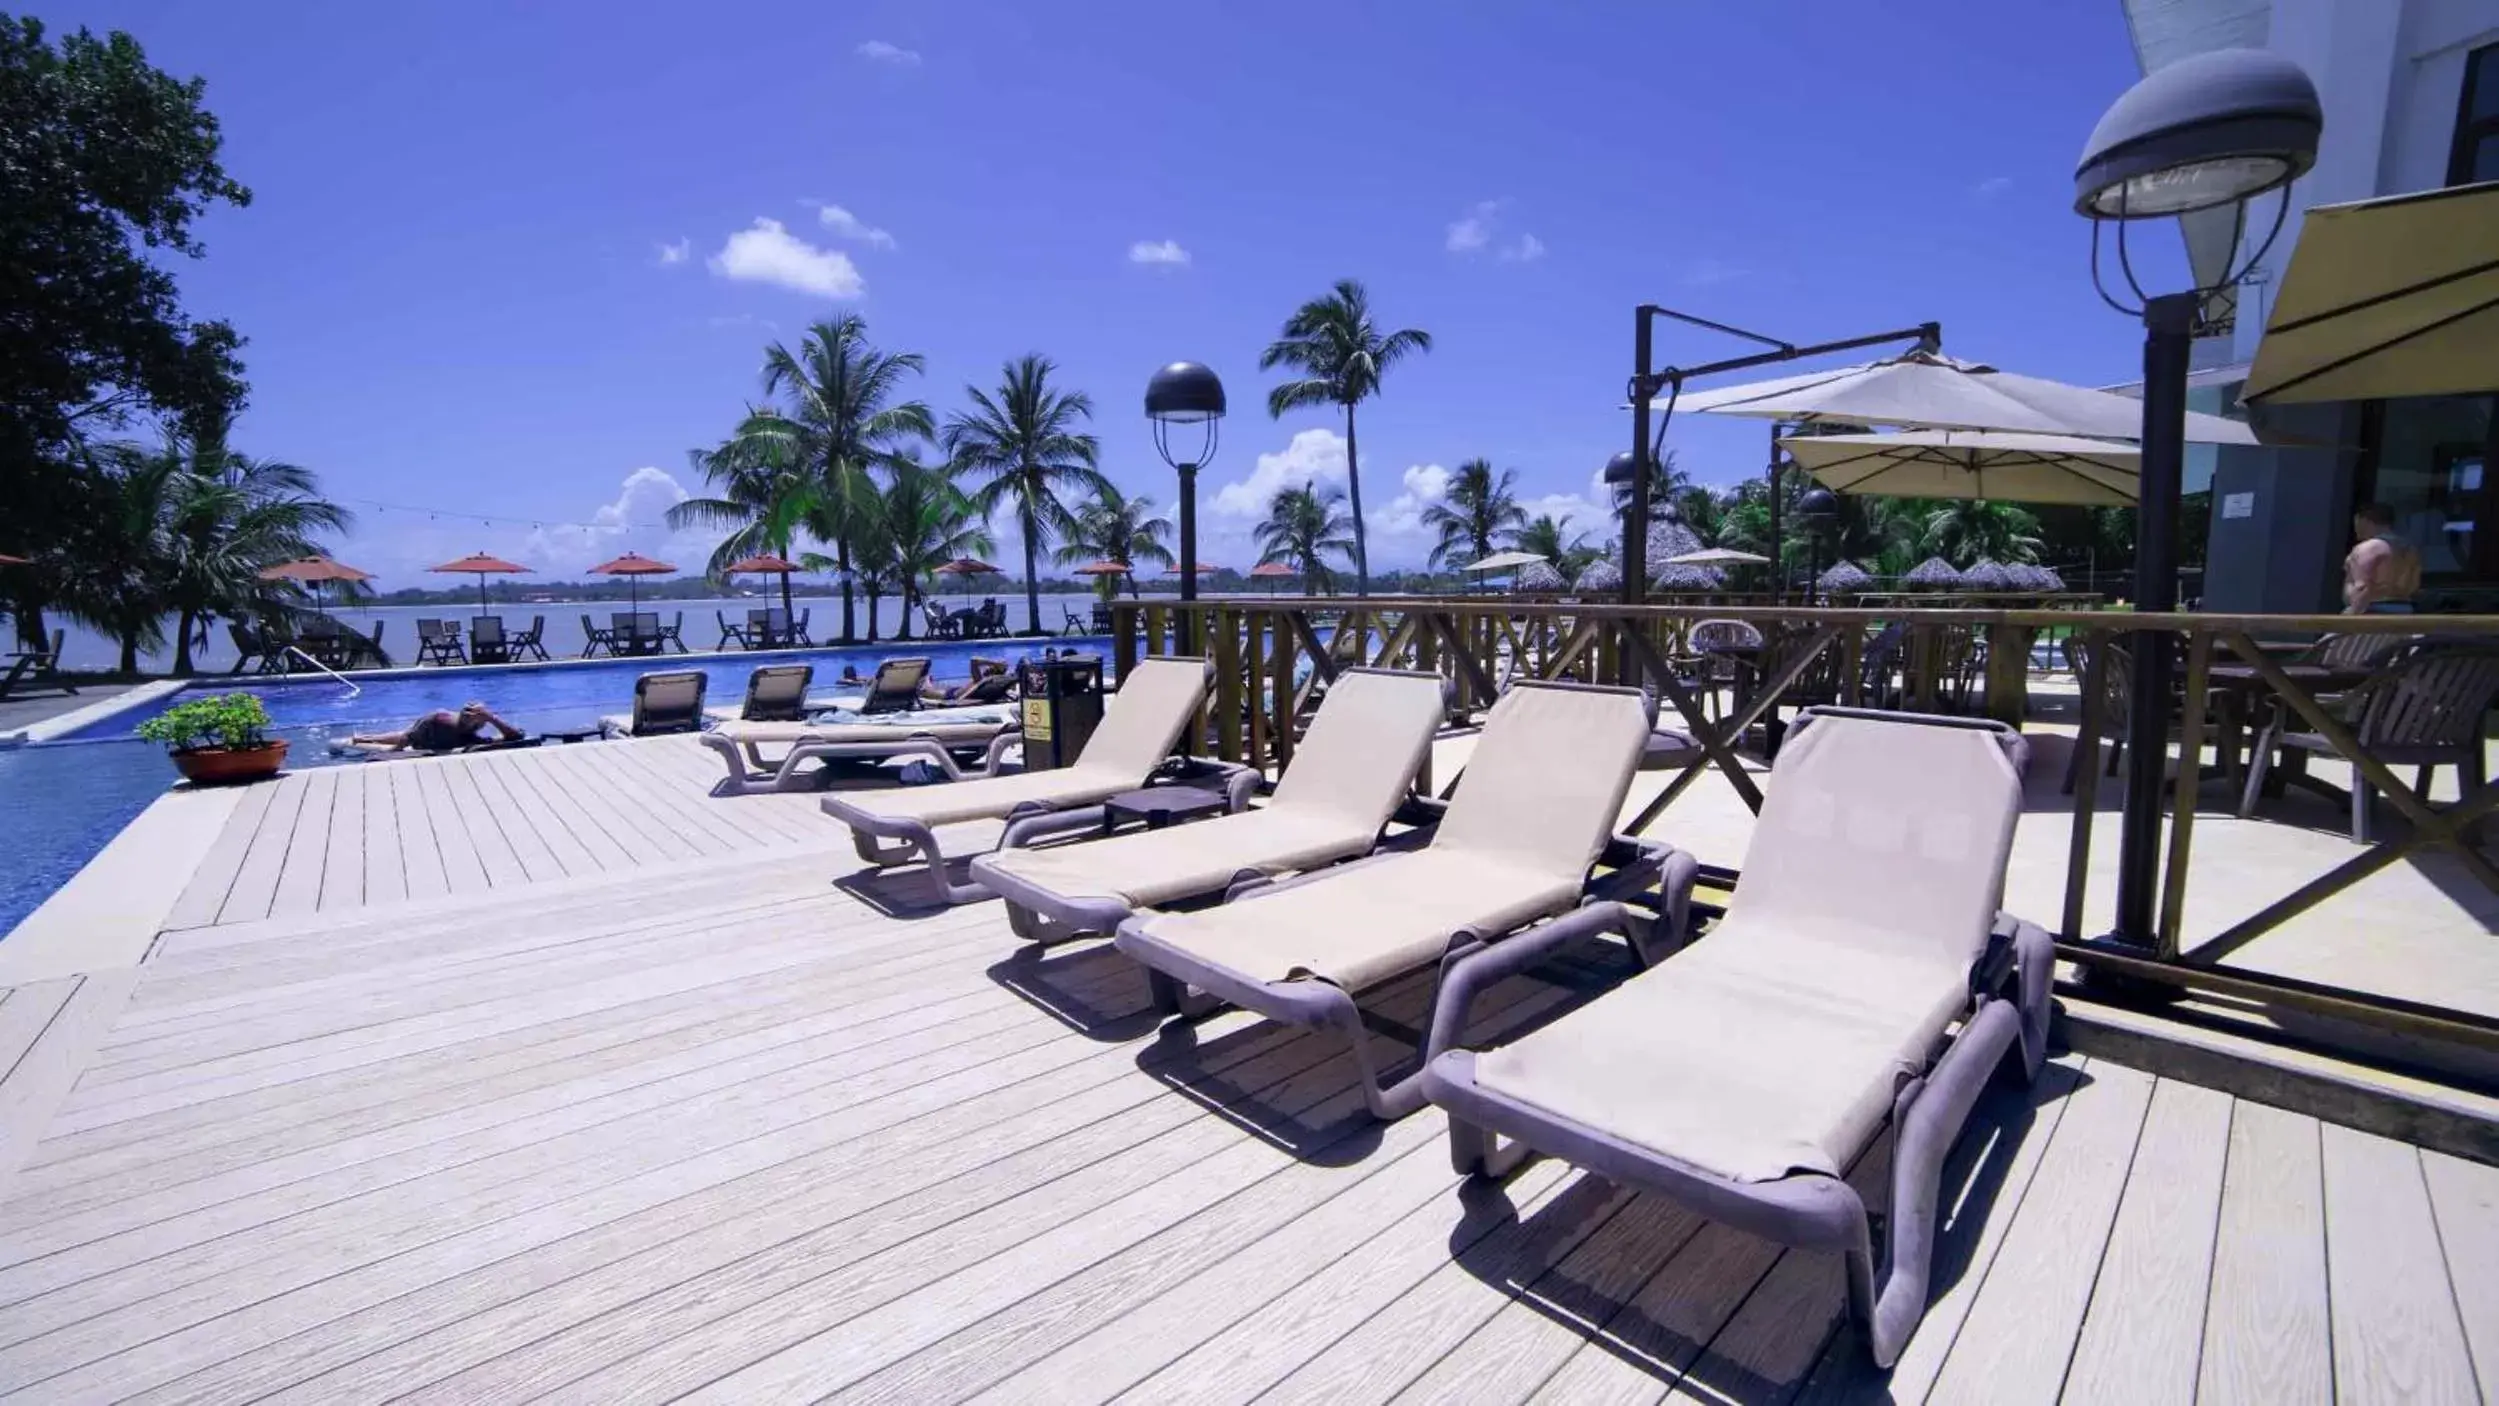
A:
2343 502 2422 614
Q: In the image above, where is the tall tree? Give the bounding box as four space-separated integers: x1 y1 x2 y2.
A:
1259 279 1431 594
944 354 1110 633
858 461 992 639
1510 513 1603 585
1056 482 1174 599
668 416 819 619
154 438 351 673
2 18 253 645
733 315 932 641
1921 500 2044 566
1422 459 1527 570
1254 484 1356 596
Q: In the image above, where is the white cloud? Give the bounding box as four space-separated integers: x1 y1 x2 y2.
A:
655 238 691 266
1212 428 1349 518
1501 233 1546 263
856 39 921 66
1445 199 1504 254
812 202 896 249
1128 239 1191 267
708 218 865 300
1972 175 2013 201
1369 462 1451 538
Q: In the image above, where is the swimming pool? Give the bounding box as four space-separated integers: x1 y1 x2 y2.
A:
1 638 1112 940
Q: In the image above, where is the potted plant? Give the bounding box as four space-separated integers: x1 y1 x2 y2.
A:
135 692 288 784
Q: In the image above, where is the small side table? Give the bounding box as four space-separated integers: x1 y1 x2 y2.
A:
1101 785 1228 836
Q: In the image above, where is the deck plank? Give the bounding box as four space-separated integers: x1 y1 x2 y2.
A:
444 754 554 884
546 744 723 860
214 773 312 924
478 752 606 878
2421 1149 2499 1402
2059 1077 2232 1406
161 780 280 931
389 761 449 903
515 749 658 866
317 765 366 912
267 767 339 919
360 763 405 909
0 973 138 1191
1926 1057 2155 1406
2320 1121 2482 1405
413 762 492 896
2197 1099 2333 1406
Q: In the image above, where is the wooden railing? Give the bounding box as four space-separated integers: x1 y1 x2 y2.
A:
1112 595 2499 1055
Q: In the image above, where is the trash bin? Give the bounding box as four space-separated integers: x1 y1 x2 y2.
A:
1018 653 1106 770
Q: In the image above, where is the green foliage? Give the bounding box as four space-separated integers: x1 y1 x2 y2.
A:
134 691 271 752
944 354 1107 632
1259 280 1431 595
1422 459 1526 569
1057 482 1174 599
1509 513 1603 585
1607 450 1688 518
1254 485 1356 595
1919 499 2044 567
848 460 992 638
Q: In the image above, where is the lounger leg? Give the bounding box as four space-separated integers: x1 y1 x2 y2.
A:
1869 999 2023 1367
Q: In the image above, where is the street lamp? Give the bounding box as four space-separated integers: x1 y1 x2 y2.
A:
1146 361 1226 653
1603 449 1641 553
2075 47 2320 962
1796 487 1838 606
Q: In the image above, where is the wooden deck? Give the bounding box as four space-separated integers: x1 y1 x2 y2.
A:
0 739 2492 1402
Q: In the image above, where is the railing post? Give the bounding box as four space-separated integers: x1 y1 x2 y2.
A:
2156 627 2211 958
1213 607 1243 764
1983 621 2030 727
1113 602 1138 678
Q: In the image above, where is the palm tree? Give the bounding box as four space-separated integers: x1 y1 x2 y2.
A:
737 316 933 641
1056 482 1174 600
159 443 352 674
944 354 1110 633
871 461 993 639
1922 500 2044 567
1259 279 1432 594
1254 484 1356 596
668 417 819 620
1422 459 1526 570
1510 513 1603 585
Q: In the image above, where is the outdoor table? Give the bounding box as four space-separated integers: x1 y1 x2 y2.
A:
1099 786 1228 836
2204 661 2373 794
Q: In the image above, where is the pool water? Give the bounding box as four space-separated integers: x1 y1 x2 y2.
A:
2 638 1112 940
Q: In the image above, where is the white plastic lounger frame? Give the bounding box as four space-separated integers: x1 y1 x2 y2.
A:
700 721 1020 795
817 656 1242 907
1419 708 2052 1369
1116 679 1695 1120
970 666 1450 946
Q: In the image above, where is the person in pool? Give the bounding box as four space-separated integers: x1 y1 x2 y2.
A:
350 700 526 753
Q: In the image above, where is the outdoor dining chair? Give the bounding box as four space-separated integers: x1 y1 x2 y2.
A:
511 615 549 661
791 608 814 645
2238 643 2499 843
748 609 781 649
0 629 75 701
923 600 955 639
579 614 616 658
659 611 686 652
716 609 752 650
629 612 664 656
1061 605 1090 636
226 622 270 675
470 615 510 665
415 618 467 666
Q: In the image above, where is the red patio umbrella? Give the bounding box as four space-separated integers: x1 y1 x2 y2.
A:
1249 562 1297 580
1070 560 1131 577
933 556 1005 613
428 551 532 615
721 552 802 616
585 551 677 609
258 555 374 615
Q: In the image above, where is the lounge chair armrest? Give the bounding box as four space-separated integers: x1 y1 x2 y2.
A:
999 802 1109 850
1390 794 1449 829
1588 838 1696 966
977 731 1022 777
1423 900 1633 1065
1990 912 2056 1078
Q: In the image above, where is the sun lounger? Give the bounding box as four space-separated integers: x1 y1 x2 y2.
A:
736 664 814 721
699 703 1021 794
0 630 74 700
971 666 1448 945
859 657 931 714
1418 707 2050 1369
817 655 1222 906
1115 680 1687 1118
614 669 708 737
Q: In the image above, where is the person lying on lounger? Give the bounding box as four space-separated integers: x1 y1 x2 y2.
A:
349 700 525 752
920 657 1013 704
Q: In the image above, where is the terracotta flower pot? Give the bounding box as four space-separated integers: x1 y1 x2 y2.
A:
170 741 289 786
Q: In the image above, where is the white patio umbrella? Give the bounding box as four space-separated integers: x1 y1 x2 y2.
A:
1459 549 1549 573
1662 546 1771 567
1656 349 2264 444
2242 179 2499 405
1779 430 2141 506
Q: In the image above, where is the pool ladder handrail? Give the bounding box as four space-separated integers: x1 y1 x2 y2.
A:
284 645 362 697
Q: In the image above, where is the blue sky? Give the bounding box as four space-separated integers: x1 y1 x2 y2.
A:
50 0 2185 582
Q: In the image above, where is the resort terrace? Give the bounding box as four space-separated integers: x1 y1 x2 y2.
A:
0 596 2492 1403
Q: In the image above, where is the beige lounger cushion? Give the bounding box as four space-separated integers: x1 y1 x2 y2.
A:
816 657 1207 830
1474 715 2021 1184
1130 682 1652 990
1136 851 1580 990
976 667 1446 908
977 807 1377 910
712 717 1012 748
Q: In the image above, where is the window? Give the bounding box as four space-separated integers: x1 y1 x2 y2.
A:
2453 42 2499 186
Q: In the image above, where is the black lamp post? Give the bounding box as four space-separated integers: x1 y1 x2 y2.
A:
1146 361 1226 655
1797 486 1838 607
2074 47 2320 960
